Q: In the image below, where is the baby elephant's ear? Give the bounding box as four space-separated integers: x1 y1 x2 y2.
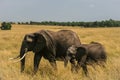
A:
76 47 87 56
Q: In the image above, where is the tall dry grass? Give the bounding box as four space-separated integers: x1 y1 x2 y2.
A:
0 25 120 80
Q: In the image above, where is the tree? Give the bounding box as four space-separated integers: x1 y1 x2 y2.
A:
1 22 12 30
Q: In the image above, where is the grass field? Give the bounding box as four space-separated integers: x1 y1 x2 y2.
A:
0 25 120 80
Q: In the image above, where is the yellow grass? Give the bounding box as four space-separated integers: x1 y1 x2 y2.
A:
0 25 120 80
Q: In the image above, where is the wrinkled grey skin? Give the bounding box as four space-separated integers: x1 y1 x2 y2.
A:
19 30 81 73
67 42 107 75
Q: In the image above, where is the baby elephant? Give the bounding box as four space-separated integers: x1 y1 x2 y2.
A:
67 42 107 75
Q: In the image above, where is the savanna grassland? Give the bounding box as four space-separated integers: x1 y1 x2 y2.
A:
0 25 120 80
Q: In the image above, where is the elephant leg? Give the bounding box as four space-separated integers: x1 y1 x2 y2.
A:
81 64 88 76
76 62 81 72
34 53 42 74
91 64 96 70
64 60 68 68
48 57 57 71
21 58 25 72
77 55 88 75
97 61 106 68
70 58 76 73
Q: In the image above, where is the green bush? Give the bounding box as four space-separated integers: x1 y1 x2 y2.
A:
1 22 12 30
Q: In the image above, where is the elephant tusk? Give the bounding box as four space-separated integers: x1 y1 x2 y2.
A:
9 55 20 60
12 52 28 63
10 48 28 63
9 48 28 60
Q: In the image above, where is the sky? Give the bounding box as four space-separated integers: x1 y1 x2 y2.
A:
0 0 120 22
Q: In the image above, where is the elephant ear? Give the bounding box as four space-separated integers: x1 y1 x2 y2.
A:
76 46 87 60
34 30 56 54
25 34 34 42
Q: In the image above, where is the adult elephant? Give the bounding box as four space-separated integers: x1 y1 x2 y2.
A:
67 42 107 75
11 30 81 73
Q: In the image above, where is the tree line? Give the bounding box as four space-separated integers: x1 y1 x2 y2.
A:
2 19 120 27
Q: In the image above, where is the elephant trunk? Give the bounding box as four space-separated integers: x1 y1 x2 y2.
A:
20 41 28 72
